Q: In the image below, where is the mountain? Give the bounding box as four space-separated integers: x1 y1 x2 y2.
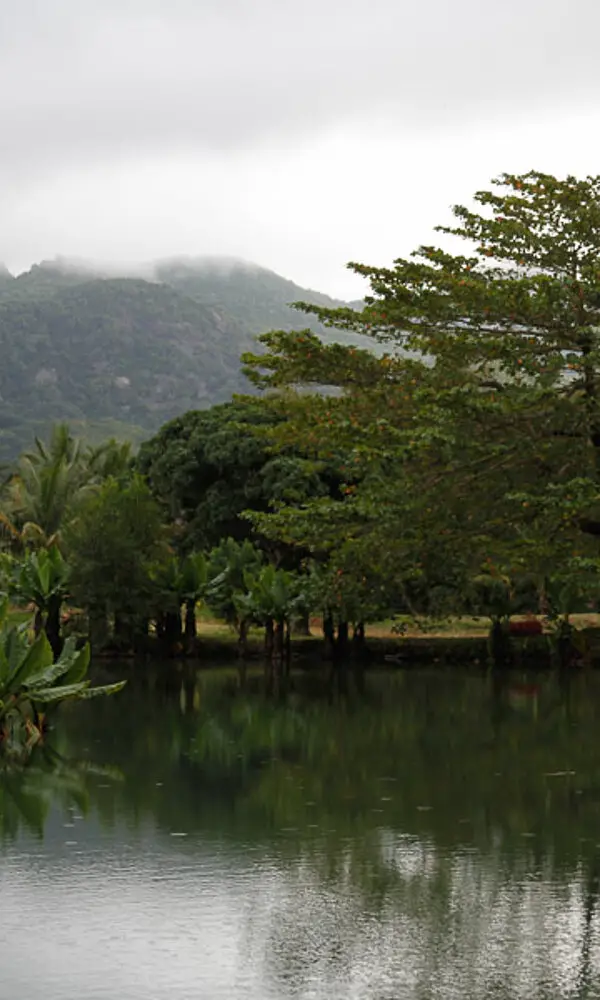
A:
0 264 15 293
0 257 364 461
153 256 364 333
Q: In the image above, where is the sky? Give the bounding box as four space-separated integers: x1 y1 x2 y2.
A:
2 0 600 299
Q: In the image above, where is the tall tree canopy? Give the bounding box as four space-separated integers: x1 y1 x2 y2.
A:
242 172 600 615
65 475 167 644
137 398 341 558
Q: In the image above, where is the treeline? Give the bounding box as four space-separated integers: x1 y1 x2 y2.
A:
0 407 372 668
3 170 600 669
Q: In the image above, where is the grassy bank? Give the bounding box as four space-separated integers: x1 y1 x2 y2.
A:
11 605 600 669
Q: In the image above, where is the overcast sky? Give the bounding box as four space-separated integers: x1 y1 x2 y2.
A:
1 0 600 298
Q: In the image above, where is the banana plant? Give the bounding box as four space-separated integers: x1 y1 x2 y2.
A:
205 538 263 641
237 565 306 624
0 594 125 754
9 545 70 656
150 551 208 650
0 554 14 593
179 552 208 640
150 553 184 645
235 565 308 665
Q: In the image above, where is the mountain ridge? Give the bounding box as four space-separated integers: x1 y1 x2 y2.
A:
0 256 365 461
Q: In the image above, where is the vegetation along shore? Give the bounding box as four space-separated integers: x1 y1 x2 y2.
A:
3 168 600 753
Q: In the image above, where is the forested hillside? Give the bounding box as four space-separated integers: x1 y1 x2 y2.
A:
0 258 362 461
154 257 363 334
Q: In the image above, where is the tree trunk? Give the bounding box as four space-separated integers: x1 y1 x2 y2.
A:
352 621 365 652
164 609 182 652
113 612 129 648
274 619 285 674
238 619 248 659
89 609 109 651
45 594 62 659
184 599 197 643
265 618 275 662
323 613 335 659
133 618 150 655
33 607 43 637
293 612 311 636
556 618 576 670
335 620 349 662
154 613 165 639
488 618 512 669
284 620 292 676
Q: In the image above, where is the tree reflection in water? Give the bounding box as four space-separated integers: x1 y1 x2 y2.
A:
5 664 600 998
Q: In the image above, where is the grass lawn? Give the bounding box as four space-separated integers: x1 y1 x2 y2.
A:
7 607 33 627
360 614 600 640
9 605 600 667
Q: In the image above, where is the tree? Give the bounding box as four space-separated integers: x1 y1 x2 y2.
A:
137 398 340 557
84 438 134 485
205 538 263 651
150 554 186 650
242 172 600 631
65 475 168 650
235 564 308 671
9 546 70 657
0 424 87 549
179 552 208 642
0 424 133 553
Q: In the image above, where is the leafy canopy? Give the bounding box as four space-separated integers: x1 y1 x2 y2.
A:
242 172 600 616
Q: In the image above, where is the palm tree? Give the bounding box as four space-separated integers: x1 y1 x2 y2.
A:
84 438 133 484
0 425 85 548
0 424 131 552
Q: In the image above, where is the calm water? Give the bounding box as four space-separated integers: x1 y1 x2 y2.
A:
2 666 600 999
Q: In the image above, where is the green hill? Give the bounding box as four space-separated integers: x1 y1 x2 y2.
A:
154 257 364 335
0 257 364 461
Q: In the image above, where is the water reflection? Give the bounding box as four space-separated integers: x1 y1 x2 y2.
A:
0 744 123 839
2 667 600 998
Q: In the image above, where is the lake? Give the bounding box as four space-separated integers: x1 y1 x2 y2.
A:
1 665 600 999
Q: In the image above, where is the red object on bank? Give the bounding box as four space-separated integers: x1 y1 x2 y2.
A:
508 619 543 636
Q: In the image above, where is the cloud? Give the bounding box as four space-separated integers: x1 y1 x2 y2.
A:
2 0 600 296
1 0 599 178
4 107 600 299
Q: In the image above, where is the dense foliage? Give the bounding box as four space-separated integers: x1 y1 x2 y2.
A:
239 171 600 653
4 171 600 669
0 595 124 759
137 398 340 553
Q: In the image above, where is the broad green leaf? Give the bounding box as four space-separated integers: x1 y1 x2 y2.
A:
71 680 127 700
24 656 71 689
8 633 53 693
37 555 51 597
0 644 9 686
28 681 90 703
62 643 91 686
25 637 90 690
29 679 126 704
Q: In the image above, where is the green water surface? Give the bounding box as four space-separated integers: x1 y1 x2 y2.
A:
1 666 599 999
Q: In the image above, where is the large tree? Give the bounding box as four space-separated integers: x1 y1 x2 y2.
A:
65 475 168 648
242 172 600 617
137 398 341 560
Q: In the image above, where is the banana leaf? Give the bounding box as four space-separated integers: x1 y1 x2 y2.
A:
29 680 126 704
